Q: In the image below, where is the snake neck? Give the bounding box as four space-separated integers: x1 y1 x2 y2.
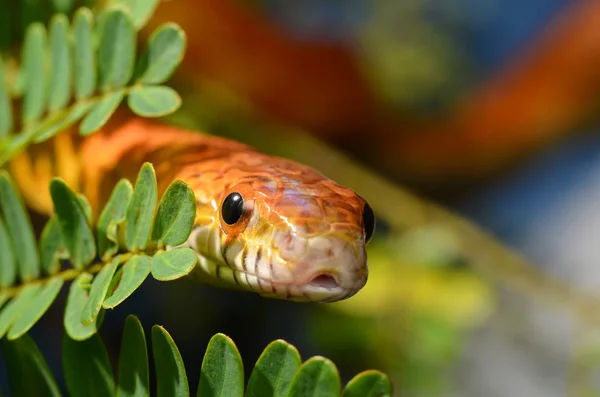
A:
9 117 252 221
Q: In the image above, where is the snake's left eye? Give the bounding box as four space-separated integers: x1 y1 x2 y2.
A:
362 203 376 244
222 192 244 225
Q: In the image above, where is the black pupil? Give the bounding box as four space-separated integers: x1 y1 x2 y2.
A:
363 203 376 243
222 193 244 225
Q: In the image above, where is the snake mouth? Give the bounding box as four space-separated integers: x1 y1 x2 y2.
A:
307 274 340 289
293 271 357 302
252 270 355 302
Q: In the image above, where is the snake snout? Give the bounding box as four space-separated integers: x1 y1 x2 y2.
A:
285 235 368 302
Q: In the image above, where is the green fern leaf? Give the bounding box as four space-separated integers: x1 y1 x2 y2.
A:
198 333 245 397
150 248 197 281
64 272 105 341
0 163 200 341
0 170 39 281
7 277 63 340
73 7 96 101
127 84 181 117
287 357 341 397
4 333 61 397
135 22 186 85
77 193 93 223
0 5 186 166
0 59 12 137
81 255 119 325
103 254 151 309
97 6 136 91
342 370 393 397
117 0 160 29
125 162 158 251
79 89 124 135
117 315 150 397
50 177 96 269
152 180 196 246
48 14 72 112
21 22 48 126
1 314 394 396
245 340 301 397
152 324 190 397
39 216 66 275
63 330 116 397
0 284 41 338
96 178 133 259
0 215 17 287
52 0 75 14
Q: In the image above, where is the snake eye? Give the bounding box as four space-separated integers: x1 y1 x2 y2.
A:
362 203 376 244
222 192 245 225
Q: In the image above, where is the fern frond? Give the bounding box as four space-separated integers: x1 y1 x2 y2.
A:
2 315 394 396
0 3 186 166
0 162 197 341
0 0 159 52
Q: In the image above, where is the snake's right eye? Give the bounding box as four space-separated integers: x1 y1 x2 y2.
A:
362 203 376 244
222 192 245 225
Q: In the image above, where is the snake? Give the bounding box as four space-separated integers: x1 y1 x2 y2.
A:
10 118 375 303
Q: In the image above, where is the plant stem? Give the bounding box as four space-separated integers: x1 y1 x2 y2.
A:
0 252 134 298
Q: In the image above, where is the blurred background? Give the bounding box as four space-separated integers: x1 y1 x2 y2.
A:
8 0 600 396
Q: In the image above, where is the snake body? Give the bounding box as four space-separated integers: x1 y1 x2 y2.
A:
11 118 374 302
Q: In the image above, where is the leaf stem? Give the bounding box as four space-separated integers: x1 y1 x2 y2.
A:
0 252 135 298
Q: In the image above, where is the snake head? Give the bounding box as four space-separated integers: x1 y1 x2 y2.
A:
200 158 375 303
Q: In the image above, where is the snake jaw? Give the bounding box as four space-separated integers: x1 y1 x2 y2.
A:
184 196 370 302
186 220 368 302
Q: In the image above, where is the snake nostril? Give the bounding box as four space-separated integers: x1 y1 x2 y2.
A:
308 274 339 289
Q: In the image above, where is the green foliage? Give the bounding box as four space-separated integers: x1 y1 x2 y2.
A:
50 178 96 269
153 324 190 396
0 284 40 338
73 8 96 101
245 340 301 397
0 170 39 281
7 277 63 340
0 157 393 397
0 138 394 397
0 60 12 137
117 315 149 397
81 256 119 325
120 0 161 30
97 7 137 91
64 273 103 341
287 357 341 397
0 2 394 394
342 370 393 397
63 329 115 396
39 217 66 275
0 216 17 286
102 255 150 309
128 84 182 117
198 333 244 396
1 315 393 396
152 180 196 247
0 4 187 166
125 162 158 251
151 248 198 281
135 22 186 85
3 333 61 396
0 164 198 341
96 179 133 259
